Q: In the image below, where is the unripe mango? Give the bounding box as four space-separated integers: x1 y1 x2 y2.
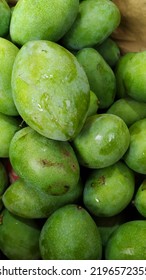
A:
87 90 99 117
62 0 121 50
2 178 83 218
83 161 135 217
76 48 116 109
114 52 136 98
39 204 102 260
73 114 130 168
9 126 80 196
134 179 146 218
124 118 146 174
0 208 41 260
10 0 79 45
11 40 90 141
124 51 146 102
105 220 146 260
107 97 146 127
95 38 121 68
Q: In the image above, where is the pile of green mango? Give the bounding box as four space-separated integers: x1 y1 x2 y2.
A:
0 0 146 260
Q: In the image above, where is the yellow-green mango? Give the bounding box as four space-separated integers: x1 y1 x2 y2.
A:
10 0 79 46
73 114 130 168
11 40 90 141
62 0 120 50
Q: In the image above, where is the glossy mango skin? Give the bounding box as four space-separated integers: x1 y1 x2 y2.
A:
0 209 41 260
39 204 102 260
62 0 121 50
73 114 130 169
0 0 11 37
124 118 146 174
9 126 80 196
105 220 146 260
0 38 19 116
11 40 90 141
10 0 79 45
76 48 116 109
2 178 83 219
83 161 135 217
107 97 146 127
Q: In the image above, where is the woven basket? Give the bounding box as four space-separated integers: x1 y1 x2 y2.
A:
111 0 146 53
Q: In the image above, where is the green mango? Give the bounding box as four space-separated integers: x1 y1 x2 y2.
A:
62 0 120 50
0 208 41 259
114 52 135 98
73 114 130 168
39 204 102 260
107 97 146 127
0 37 19 116
76 48 116 109
134 179 146 218
124 118 146 174
11 40 90 141
94 37 121 68
2 178 83 218
0 0 11 37
83 161 135 217
9 126 80 196
0 112 21 157
105 220 146 259
10 0 79 46
124 51 146 102
87 90 99 117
